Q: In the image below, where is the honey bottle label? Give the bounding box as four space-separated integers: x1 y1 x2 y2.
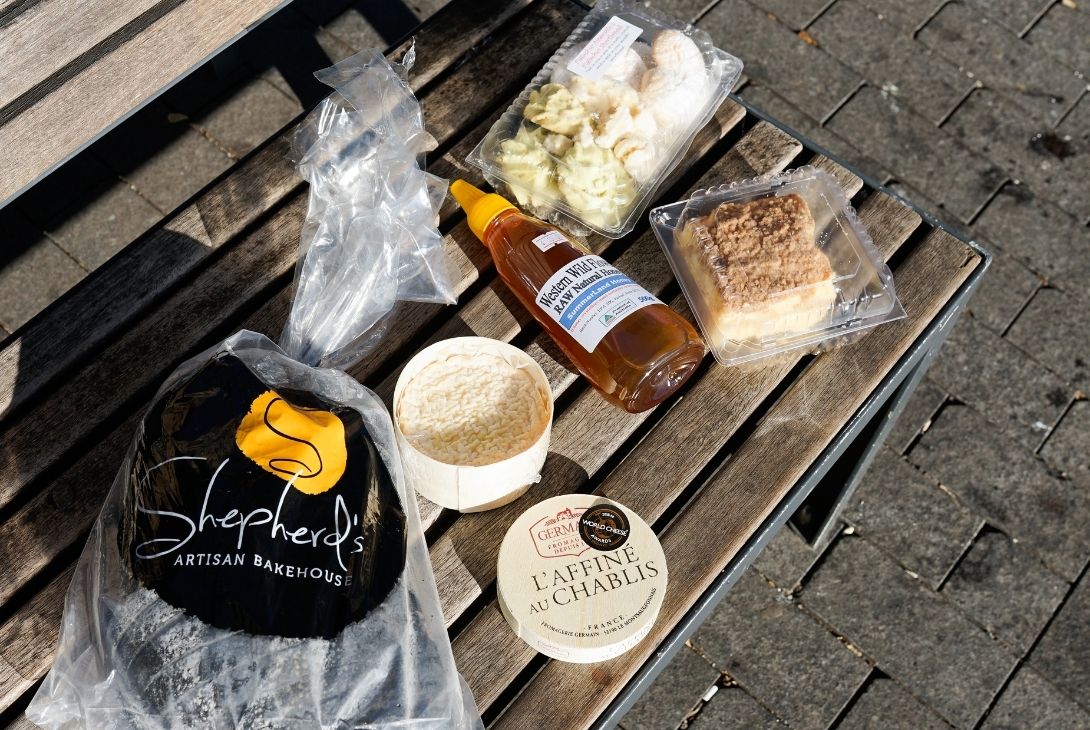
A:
534 254 661 352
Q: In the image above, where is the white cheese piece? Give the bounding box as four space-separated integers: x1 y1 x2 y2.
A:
567 76 638 117
543 132 574 157
556 141 637 229
393 337 553 513
524 83 586 137
640 67 708 131
496 494 667 663
613 133 658 183
601 46 647 89
593 104 636 149
497 125 559 208
650 30 705 76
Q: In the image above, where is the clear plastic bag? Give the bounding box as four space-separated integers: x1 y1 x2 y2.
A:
284 44 456 369
27 48 478 730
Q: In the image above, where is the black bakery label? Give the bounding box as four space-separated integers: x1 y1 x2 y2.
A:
121 352 406 639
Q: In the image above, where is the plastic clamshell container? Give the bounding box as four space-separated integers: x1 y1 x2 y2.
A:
466 0 743 239
393 337 553 513
650 167 905 365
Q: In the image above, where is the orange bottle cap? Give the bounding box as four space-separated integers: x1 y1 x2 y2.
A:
450 179 515 242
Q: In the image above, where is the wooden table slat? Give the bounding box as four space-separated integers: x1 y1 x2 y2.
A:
0 655 24 720
456 187 923 718
0 565 71 711
0 0 164 111
810 154 865 198
494 229 980 728
5 715 37 730
0 0 290 204
0 0 540 424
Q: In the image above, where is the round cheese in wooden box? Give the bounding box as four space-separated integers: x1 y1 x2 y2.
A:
496 494 667 663
393 337 553 513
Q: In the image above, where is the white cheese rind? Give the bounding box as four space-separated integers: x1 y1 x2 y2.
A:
398 356 546 466
393 337 553 513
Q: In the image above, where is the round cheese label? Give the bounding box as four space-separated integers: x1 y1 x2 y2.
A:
496 494 667 663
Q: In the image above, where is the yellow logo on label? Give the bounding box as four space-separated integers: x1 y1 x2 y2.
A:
235 390 347 495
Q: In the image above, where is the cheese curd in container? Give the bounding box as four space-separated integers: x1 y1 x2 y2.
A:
393 337 553 512
467 0 743 238
650 166 905 365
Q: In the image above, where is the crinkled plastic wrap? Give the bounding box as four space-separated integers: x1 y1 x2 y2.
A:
283 44 456 370
27 49 479 730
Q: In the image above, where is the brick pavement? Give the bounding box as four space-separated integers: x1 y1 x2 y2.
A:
0 0 1088 728
621 1 1090 727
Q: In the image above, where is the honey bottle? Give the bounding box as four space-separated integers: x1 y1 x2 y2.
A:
450 180 705 413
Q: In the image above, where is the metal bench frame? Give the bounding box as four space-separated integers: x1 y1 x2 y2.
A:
597 105 991 728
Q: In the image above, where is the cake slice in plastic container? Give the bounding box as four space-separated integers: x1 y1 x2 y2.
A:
650 166 905 365
467 0 742 238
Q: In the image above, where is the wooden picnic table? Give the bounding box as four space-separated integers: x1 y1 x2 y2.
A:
0 0 291 208
0 0 987 727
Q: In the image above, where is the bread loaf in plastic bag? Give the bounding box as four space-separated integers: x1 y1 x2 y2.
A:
27 47 478 729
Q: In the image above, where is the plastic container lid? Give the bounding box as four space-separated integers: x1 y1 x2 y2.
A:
467 0 743 239
393 337 553 513
496 494 667 663
650 166 905 365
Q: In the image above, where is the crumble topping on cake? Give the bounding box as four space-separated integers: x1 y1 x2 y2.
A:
677 193 837 345
685 194 830 309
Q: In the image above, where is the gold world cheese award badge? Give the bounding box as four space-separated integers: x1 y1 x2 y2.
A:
121 351 407 640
